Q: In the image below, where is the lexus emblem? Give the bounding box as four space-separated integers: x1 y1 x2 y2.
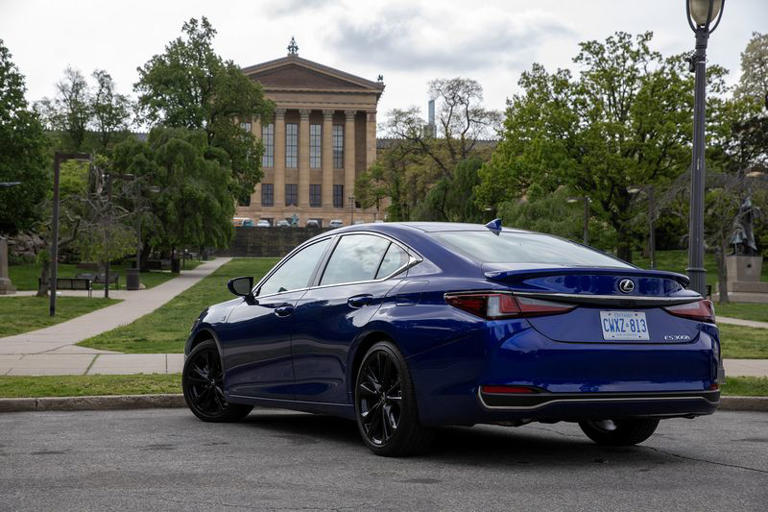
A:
618 279 635 294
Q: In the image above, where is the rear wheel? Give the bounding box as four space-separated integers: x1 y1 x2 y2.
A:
182 339 252 422
578 418 660 446
354 341 434 456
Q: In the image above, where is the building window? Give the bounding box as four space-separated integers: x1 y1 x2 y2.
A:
286 123 298 168
309 184 321 207
310 124 321 169
238 194 251 207
262 123 274 168
285 184 298 206
261 184 274 207
333 184 344 208
332 125 343 169
240 121 252 133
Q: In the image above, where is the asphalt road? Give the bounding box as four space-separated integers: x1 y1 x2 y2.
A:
1 408 767 512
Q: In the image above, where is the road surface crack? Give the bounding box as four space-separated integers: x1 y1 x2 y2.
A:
642 445 768 475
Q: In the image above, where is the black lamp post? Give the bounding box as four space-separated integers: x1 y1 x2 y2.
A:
685 0 724 295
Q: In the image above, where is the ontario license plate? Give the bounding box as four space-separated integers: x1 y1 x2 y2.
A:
600 311 650 341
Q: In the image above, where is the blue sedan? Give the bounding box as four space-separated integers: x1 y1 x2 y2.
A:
182 221 722 456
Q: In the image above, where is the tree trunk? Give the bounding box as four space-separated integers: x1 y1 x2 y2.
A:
616 224 633 263
716 239 729 304
36 259 50 297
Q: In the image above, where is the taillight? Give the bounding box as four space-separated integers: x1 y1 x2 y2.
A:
664 299 716 323
481 385 538 394
444 292 574 320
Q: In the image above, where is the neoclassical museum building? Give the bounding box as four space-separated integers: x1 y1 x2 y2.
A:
236 40 385 227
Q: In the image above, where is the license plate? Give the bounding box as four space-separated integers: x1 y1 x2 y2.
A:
600 311 650 341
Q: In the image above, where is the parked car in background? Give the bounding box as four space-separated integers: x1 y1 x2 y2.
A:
183 221 721 456
276 219 291 228
329 219 344 228
306 219 320 228
256 219 271 228
232 217 255 227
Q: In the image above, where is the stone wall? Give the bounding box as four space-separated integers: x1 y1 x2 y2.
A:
218 227 333 257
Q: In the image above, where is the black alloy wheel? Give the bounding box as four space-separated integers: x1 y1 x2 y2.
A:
182 339 252 422
578 418 660 446
354 341 434 456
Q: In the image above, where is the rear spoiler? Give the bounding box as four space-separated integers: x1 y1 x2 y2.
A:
484 267 691 287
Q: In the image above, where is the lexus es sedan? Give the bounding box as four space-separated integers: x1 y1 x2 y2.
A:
182 221 722 456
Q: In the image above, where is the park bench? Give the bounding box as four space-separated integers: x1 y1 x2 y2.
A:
76 272 119 289
38 277 93 297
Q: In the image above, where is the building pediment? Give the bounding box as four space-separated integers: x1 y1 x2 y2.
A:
242 55 384 96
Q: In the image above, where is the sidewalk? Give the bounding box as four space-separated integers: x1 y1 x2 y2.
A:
716 316 768 329
0 257 230 359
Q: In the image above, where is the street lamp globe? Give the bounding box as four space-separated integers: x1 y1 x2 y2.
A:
687 0 723 29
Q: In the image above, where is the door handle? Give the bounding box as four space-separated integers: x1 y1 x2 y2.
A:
274 304 294 317
347 294 373 308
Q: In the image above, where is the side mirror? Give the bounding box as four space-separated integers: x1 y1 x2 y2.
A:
227 276 255 302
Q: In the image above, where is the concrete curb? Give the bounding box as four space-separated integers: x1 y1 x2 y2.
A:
0 393 185 413
0 393 767 413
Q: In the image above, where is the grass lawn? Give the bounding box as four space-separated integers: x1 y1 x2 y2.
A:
714 302 768 323
78 257 279 354
720 376 768 396
0 374 181 398
719 324 768 359
0 296 120 337
8 259 202 291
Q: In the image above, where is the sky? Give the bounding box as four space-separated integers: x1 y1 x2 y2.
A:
1 0 766 122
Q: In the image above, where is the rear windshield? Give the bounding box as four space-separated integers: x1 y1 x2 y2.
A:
431 231 632 268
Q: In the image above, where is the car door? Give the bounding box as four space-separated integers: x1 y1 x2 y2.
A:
221 238 331 399
291 234 413 404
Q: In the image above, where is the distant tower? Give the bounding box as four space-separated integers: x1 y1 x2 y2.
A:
287 37 299 56
426 99 436 137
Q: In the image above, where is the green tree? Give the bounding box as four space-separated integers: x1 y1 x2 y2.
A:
477 32 723 262
90 70 132 150
0 39 48 235
735 32 768 108
36 66 91 151
134 17 272 201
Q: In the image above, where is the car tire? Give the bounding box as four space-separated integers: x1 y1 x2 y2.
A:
578 418 660 446
182 339 253 422
354 341 434 457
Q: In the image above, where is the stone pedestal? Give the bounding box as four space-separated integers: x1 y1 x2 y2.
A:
726 255 762 282
0 237 16 295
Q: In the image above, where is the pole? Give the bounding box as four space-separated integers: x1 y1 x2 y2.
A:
648 185 656 269
104 173 111 299
687 28 709 295
349 196 355 225
49 155 62 317
583 196 589 246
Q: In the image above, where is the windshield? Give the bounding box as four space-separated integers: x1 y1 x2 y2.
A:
431 231 632 268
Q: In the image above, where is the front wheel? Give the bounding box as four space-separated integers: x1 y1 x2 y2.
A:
578 418 660 446
354 341 434 457
182 339 252 422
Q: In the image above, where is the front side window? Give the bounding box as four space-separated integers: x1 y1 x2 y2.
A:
285 184 298 206
258 239 330 296
321 234 390 286
332 125 343 169
261 123 274 168
310 124 321 169
286 123 298 168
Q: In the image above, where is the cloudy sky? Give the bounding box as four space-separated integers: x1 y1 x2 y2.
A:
1 0 766 121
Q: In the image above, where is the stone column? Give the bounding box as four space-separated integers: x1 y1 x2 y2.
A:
365 111 377 168
344 110 356 222
274 109 286 207
321 110 334 209
0 237 16 295
298 109 311 208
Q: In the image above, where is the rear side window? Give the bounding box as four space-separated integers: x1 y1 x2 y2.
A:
431 231 632 268
258 239 330 296
376 243 409 279
321 234 390 286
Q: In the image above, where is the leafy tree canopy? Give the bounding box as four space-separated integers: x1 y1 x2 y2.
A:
0 39 48 235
